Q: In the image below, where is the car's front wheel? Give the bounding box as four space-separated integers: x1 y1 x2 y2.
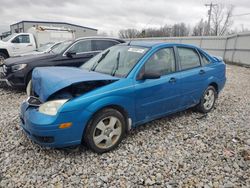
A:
84 108 126 153
196 86 217 113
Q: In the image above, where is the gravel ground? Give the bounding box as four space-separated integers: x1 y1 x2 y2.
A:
0 64 250 187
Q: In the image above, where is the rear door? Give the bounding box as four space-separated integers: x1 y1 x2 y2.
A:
58 39 96 67
176 46 205 108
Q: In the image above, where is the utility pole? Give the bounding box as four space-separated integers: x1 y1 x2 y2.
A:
205 2 217 35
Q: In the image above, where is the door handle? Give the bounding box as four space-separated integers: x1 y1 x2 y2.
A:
199 69 205 75
169 77 176 83
27 44 33 47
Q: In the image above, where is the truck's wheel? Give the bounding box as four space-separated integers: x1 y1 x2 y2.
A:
0 52 7 64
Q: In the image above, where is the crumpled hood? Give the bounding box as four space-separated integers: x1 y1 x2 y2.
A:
32 67 119 102
4 53 57 66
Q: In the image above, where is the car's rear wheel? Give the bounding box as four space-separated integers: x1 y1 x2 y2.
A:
196 86 217 113
84 108 126 153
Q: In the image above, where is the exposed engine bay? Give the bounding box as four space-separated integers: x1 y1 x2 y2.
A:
44 80 116 101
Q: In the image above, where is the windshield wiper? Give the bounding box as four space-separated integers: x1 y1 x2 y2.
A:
91 50 110 71
112 52 120 76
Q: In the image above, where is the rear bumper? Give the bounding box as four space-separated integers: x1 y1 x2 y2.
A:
20 101 92 148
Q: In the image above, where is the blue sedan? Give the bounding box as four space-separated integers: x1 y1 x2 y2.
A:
20 41 226 153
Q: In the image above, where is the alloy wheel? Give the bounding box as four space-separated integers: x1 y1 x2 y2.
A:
203 89 215 111
93 116 122 149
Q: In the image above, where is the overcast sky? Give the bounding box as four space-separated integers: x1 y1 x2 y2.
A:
0 0 250 36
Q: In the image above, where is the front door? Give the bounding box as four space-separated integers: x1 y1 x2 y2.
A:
11 34 35 56
58 39 98 67
134 47 182 124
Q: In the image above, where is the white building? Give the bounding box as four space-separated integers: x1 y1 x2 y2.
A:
9 20 98 39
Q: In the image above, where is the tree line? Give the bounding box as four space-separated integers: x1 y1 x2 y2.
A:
118 4 244 38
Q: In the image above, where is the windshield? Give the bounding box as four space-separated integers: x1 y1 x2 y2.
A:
50 40 72 54
2 34 17 42
37 42 55 52
81 45 149 78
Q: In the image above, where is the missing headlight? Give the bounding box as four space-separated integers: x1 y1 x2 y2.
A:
26 96 42 107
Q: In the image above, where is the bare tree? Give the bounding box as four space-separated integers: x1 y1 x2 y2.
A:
118 29 140 38
140 25 172 37
193 19 207 36
98 31 108 37
210 4 234 36
171 23 190 37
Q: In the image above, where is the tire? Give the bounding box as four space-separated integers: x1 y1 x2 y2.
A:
84 108 126 153
196 86 217 113
0 52 7 60
0 52 7 65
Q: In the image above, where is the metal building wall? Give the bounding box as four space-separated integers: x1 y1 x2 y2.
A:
132 32 250 66
10 22 98 39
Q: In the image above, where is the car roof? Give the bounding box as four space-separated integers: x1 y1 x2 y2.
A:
75 36 125 43
121 40 198 49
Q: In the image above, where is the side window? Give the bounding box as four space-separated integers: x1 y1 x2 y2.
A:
178 47 201 70
200 52 211 65
12 35 30 43
68 40 92 54
92 40 119 51
144 48 176 76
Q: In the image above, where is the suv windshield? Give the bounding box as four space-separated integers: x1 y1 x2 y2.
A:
81 45 149 78
37 42 55 52
50 40 72 54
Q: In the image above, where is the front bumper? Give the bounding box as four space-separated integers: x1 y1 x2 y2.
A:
0 65 26 88
20 101 92 148
0 66 11 86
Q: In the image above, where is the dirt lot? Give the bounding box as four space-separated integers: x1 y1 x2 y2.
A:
0 64 249 187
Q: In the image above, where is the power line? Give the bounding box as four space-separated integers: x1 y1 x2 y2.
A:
230 13 250 17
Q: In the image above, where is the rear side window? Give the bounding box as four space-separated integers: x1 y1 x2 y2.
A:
144 48 176 76
12 35 30 43
69 40 92 53
92 40 119 51
178 47 201 70
200 52 211 65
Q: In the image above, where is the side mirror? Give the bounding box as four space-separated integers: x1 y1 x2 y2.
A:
66 51 76 58
138 71 161 80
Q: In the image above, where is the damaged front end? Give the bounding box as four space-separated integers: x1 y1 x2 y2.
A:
28 67 119 103
47 80 116 101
